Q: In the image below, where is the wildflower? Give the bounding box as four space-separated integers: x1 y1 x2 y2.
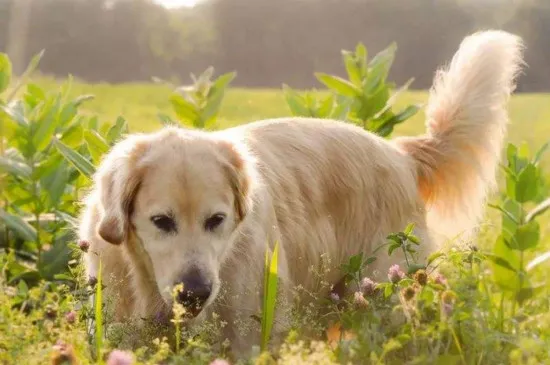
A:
414 269 428 286
45 304 57 320
78 240 90 253
210 360 231 365
360 277 377 296
388 264 405 284
51 340 77 365
433 273 447 287
401 286 416 302
65 310 77 324
440 290 456 318
106 349 135 365
329 292 340 303
353 291 369 309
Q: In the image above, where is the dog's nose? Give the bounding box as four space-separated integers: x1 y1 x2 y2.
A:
174 270 212 316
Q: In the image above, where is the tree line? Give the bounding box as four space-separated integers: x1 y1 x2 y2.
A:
1 0 549 91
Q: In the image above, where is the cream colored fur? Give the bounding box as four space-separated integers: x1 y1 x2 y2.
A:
78 30 524 355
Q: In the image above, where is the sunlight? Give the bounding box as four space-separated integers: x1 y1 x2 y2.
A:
153 0 199 8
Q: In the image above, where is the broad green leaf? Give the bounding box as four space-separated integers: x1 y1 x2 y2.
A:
514 220 540 251
491 235 520 291
342 51 362 87
318 94 334 118
38 236 72 280
515 284 545 305
515 164 538 203
58 103 77 127
355 42 368 72
202 71 236 128
382 104 420 127
427 252 445 266
315 73 361 97
106 116 128 145
60 122 84 148
0 156 31 178
88 116 99 131
41 160 70 209
32 96 61 152
0 52 12 93
368 42 397 82
53 138 95 180
170 93 199 127
283 85 310 117
0 208 38 242
2 102 29 126
84 129 110 164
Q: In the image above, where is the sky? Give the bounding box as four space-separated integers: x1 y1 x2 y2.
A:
153 0 199 8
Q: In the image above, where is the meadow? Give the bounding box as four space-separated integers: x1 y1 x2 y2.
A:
1 47 550 365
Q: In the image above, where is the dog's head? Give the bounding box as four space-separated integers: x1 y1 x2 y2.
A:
93 127 255 317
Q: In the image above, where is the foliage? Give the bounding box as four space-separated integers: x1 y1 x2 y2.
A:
163 67 236 130
283 42 421 137
0 43 549 365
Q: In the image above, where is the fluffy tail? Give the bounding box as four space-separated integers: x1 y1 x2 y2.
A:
395 30 525 240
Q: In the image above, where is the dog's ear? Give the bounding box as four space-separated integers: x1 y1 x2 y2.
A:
95 137 149 245
217 140 255 222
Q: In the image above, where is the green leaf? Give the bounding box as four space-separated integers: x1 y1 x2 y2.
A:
6 49 45 102
368 42 397 82
515 164 539 203
382 104 420 127
283 85 311 117
317 94 335 118
0 208 38 242
515 284 545 305
261 241 279 352
427 252 445 266
202 71 236 128
355 42 368 72
53 138 95 180
490 236 520 291
106 116 128 145
32 96 61 152
60 122 84 148
514 220 540 251
41 159 70 209
342 51 362 87
533 141 549 165
170 93 199 127
0 156 31 178
0 52 12 94
315 73 361 97
84 130 110 164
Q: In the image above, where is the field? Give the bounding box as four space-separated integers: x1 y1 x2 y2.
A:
2 72 550 365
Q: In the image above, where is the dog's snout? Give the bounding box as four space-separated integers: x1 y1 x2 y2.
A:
174 269 212 316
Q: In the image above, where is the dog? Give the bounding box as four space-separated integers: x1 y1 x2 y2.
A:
78 30 524 355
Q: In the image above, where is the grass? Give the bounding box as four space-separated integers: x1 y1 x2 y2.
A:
2 76 550 364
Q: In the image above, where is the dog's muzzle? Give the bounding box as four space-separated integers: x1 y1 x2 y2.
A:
174 268 212 317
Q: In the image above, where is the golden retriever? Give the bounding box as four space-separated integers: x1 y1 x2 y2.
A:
78 30 524 355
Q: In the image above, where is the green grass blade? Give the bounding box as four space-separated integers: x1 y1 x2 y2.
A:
261 241 279 352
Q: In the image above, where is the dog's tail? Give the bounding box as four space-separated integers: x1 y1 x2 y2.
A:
395 30 524 240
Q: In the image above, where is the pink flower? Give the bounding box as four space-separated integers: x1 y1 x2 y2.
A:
106 350 134 365
65 310 77 324
388 264 405 284
78 240 90 253
434 273 448 287
329 292 340 303
360 277 377 296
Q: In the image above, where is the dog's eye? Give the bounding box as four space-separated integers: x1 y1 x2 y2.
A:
204 213 226 232
151 215 177 233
